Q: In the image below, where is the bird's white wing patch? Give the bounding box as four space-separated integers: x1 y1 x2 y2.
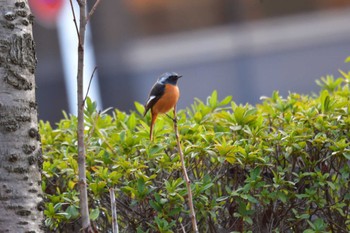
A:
146 95 156 106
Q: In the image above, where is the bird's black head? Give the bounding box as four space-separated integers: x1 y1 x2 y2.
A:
158 72 182 85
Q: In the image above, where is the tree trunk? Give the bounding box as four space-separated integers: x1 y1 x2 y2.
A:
0 1 44 232
76 0 92 231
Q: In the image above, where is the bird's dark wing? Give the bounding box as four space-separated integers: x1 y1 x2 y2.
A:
144 83 165 116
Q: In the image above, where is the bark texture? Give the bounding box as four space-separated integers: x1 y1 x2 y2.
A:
0 0 44 232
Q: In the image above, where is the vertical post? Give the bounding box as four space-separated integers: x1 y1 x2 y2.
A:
110 188 119 233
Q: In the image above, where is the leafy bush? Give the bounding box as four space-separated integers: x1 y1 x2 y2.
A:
40 68 350 232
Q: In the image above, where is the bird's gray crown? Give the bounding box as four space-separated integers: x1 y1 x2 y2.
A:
157 72 182 85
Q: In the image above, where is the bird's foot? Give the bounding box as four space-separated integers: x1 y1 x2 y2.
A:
166 114 177 123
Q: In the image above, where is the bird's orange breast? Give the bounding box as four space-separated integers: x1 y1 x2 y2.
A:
152 84 180 114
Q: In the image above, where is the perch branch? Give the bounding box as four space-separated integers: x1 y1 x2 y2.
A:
173 106 199 233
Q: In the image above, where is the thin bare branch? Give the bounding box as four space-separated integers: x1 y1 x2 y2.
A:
173 106 199 233
69 0 80 40
83 66 98 105
180 222 186 233
86 0 102 24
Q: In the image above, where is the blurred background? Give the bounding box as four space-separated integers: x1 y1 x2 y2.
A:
29 0 350 123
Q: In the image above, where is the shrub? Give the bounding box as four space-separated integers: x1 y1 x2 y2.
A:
40 69 350 232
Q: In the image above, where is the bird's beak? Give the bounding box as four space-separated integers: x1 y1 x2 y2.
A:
178 75 183 79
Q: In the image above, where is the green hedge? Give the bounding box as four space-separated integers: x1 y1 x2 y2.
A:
40 70 350 232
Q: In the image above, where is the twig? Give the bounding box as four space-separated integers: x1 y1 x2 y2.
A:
173 106 199 233
86 0 102 24
83 66 98 105
110 188 119 233
69 0 80 41
180 222 186 233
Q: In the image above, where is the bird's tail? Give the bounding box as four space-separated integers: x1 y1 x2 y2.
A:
150 113 157 141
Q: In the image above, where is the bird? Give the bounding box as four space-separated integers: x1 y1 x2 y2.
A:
144 72 182 140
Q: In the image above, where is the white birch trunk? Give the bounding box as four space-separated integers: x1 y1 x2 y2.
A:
0 0 44 231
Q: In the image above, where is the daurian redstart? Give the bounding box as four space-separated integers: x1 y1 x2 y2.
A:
144 72 182 140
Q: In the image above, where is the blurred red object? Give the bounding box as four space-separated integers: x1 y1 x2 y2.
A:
29 0 63 27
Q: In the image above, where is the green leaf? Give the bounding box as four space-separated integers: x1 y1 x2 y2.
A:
303 230 315 233
326 181 336 190
343 152 350 160
194 111 203 122
216 196 229 202
46 203 55 216
250 167 261 180
109 171 123 184
208 90 218 108
200 183 214 192
127 113 137 130
277 191 287 203
89 208 100 221
168 207 181 217
320 89 330 113
247 195 259 204
90 181 106 196
149 144 163 156
137 178 148 198
134 101 145 115
219 95 232 106
149 200 162 212
66 205 79 219
85 97 97 114
299 213 310 219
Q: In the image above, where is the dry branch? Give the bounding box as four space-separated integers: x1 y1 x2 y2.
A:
110 188 119 233
173 106 199 233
